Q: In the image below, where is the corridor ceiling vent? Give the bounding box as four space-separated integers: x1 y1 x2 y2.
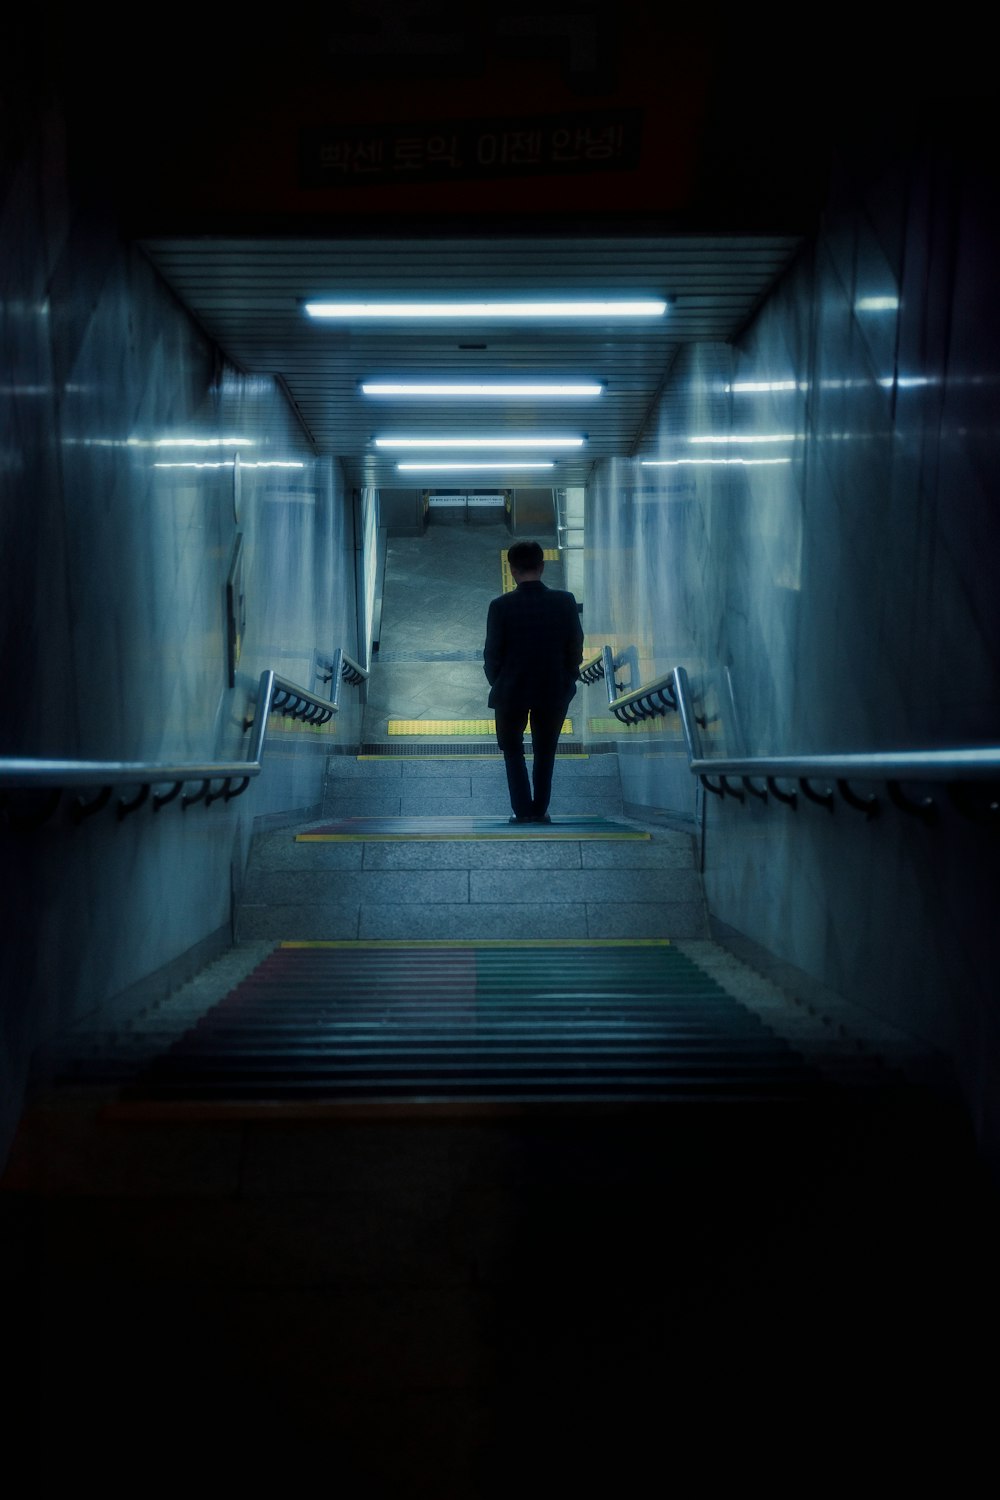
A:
360 382 604 397
305 300 667 320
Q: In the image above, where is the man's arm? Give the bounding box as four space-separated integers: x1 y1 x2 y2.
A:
484 597 504 685
565 595 584 675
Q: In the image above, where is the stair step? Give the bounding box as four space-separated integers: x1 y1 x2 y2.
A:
115 942 823 1108
299 816 644 840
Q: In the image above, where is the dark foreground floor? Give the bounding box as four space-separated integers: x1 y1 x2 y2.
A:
4 1084 998 1495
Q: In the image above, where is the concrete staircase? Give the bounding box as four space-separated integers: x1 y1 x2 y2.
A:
5 747 997 1494
238 751 710 942
33 749 920 1098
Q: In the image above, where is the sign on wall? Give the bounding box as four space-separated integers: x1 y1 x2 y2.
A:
301 110 641 189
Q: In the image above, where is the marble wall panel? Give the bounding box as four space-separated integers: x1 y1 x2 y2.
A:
0 106 360 1165
586 146 1000 1162
0 155 76 757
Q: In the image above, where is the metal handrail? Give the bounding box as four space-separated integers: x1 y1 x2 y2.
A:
0 660 365 827
597 654 1000 821
579 650 606 685
317 646 369 709
604 653 677 725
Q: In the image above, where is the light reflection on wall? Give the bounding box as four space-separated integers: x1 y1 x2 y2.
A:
153 460 305 469
641 457 792 467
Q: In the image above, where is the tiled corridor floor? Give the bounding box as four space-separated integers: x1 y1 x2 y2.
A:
364 520 569 741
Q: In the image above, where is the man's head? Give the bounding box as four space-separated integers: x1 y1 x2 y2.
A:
507 540 545 582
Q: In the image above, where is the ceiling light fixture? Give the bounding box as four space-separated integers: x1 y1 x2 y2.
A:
375 437 584 449
362 382 603 397
308 300 666 320
398 462 555 472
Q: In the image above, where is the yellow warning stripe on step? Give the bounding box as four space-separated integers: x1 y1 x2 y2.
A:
388 717 573 736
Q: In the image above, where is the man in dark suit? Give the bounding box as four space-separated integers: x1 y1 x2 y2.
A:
484 540 584 823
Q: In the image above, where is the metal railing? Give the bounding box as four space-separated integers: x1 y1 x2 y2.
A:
0 653 369 828
579 650 607 685
315 647 368 710
587 649 1000 822
554 487 585 553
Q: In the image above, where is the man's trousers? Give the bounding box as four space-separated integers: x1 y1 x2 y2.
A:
494 701 569 820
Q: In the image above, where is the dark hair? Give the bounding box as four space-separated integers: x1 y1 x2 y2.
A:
507 540 544 572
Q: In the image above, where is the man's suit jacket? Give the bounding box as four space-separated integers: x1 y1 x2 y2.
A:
484 580 584 713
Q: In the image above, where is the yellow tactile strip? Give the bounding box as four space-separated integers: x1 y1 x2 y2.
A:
388 717 573 736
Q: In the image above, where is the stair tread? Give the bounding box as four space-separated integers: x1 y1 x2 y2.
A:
113 940 832 1106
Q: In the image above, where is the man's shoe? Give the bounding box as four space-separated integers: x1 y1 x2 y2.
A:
534 814 552 823
508 814 534 824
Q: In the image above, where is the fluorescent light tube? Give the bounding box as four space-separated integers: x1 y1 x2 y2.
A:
308 300 665 319
362 382 603 397
375 437 584 449
397 462 555 472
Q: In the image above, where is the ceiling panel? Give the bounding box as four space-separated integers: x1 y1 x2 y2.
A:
141 235 801 489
